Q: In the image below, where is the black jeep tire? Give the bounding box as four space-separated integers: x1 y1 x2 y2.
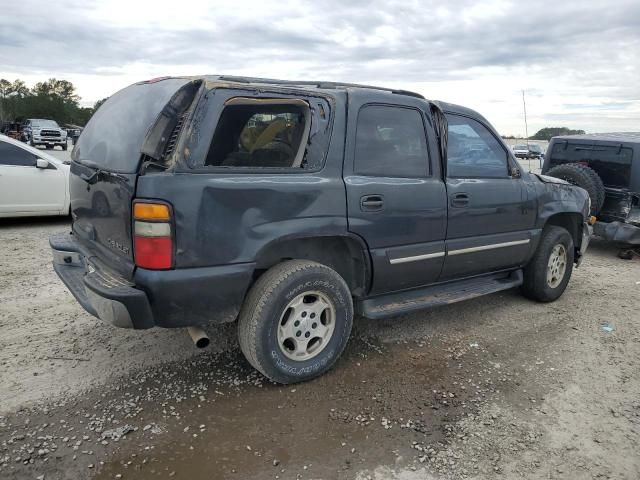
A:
237 260 353 384
522 226 574 302
546 163 605 215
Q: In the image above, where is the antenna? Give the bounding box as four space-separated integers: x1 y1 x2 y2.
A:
522 90 531 172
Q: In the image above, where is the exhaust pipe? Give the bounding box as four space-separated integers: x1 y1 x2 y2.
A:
187 326 210 349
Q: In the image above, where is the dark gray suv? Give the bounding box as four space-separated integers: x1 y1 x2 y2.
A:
50 76 592 383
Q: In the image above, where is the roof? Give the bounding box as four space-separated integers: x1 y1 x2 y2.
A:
552 132 640 142
191 74 426 100
145 75 489 131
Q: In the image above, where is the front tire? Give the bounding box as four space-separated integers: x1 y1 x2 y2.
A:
522 226 574 302
238 260 353 384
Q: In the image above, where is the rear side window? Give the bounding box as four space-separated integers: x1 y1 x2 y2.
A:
0 142 36 166
205 99 310 168
355 105 428 177
446 114 508 178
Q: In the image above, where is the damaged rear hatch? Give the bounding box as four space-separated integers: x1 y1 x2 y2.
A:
70 77 196 278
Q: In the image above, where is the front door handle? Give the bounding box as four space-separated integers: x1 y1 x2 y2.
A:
450 192 470 207
360 195 384 211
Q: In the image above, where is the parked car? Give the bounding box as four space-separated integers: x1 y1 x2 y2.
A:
64 125 83 146
528 144 545 159
543 132 640 250
0 134 70 217
22 118 68 150
512 144 531 158
513 143 544 159
50 76 592 384
0 121 24 141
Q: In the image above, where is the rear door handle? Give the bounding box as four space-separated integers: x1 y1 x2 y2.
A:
450 193 470 207
360 195 384 211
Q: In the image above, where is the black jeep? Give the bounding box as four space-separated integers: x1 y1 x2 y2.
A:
543 133 640 250
50 76 592 383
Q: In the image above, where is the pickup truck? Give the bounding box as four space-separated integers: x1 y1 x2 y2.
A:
50 76 592 383
23 118 68 150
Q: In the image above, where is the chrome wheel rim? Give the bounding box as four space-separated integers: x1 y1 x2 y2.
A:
277 291 336 361
546 244 567 288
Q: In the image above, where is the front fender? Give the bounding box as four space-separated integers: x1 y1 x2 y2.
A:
534 181 590 228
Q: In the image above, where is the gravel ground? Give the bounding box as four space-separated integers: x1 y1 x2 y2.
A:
1 201 639 479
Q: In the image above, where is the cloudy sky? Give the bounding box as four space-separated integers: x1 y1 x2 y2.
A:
2 0 638 135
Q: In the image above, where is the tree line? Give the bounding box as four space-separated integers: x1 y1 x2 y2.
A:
0 78 107 127
503 127 586 141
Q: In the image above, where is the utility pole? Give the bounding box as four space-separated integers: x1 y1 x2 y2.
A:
522 90 531 171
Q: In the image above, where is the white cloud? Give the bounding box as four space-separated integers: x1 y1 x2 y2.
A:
1 0 639 135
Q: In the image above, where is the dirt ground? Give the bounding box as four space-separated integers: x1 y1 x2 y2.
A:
1 215 639 480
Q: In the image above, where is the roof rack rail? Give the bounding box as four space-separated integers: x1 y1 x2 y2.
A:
215 75 425 99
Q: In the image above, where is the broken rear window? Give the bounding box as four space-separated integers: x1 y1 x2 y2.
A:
205 99 311 168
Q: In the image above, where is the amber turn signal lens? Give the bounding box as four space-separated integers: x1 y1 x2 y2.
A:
589 216 597 225
134 203 170 221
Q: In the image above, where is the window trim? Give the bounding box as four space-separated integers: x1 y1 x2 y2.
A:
444 112 512 180
354 102 432 179
203 96 312 170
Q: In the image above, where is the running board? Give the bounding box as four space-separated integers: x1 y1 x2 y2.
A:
358 270 523 320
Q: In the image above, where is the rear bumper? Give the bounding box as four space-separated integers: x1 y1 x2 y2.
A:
50 233 254 329
593 221 640 246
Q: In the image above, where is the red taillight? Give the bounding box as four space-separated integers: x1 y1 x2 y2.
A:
133 202 173 270
134 236 173 269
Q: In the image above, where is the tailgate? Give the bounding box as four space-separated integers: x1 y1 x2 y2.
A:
70 77 192 279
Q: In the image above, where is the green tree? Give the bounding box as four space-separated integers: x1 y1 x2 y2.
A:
0 77 93 126
530 127 586 141
93 97 108 111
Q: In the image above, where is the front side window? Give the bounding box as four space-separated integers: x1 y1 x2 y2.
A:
205 100 310 168
0 142 37 166
354 105 428 177
446 114 508 178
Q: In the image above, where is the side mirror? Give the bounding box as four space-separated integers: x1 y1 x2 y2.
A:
510 166 522 178
36 158 49 169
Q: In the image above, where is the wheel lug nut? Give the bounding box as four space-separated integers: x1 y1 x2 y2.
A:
294 320 300 327
310 313 316 319
312 322 317 329
296 331 301 337
304 332 310 338
301 312 307 318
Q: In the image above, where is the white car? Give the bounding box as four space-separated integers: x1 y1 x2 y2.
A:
0 134 70 217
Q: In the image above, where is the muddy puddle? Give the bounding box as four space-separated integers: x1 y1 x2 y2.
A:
94 338 478 479
2 334 498 480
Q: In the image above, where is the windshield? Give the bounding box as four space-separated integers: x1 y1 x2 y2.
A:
529 145 541 152
514 145 528 149
32 119 59 128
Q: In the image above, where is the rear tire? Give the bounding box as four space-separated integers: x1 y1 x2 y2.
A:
238 260 353 384
546 164 605 214
522 226 574 302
